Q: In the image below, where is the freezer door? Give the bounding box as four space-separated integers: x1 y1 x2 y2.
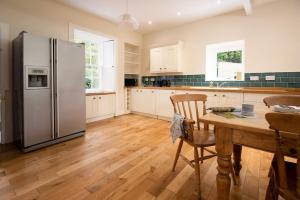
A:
23 34 53 147
55 39 85 138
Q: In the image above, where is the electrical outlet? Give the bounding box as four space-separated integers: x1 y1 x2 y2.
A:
265 75 275 81
250 76 259 81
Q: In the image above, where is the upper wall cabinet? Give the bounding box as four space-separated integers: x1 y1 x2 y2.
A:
150 41 183 73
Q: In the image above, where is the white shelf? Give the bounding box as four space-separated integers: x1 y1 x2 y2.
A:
125 62 139 65
125 51 139 55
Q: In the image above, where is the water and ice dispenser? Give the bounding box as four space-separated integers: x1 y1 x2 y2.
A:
26 66 49 89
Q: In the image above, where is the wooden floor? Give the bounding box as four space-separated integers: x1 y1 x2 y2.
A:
0 114 275 200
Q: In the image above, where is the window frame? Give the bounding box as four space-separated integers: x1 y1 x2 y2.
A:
73 29 104 91
205 40 245 81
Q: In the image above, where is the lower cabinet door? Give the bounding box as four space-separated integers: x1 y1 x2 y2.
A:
156 90 175 118
139 89 156 115
86 95 98 119
220 92 243 107
243 93 277 112
131 89 141 112
98 94 115 116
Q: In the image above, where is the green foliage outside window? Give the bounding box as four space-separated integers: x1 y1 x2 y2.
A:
74 36 101 90
85 78 91 89
217 50 242 63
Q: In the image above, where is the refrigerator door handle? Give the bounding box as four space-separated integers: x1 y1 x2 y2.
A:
54 39 60 138
50 38 55 139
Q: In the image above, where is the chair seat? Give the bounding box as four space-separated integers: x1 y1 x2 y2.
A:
272 161 299 200
184 128 215 147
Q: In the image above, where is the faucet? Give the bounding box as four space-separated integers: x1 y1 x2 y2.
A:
217 82 227 88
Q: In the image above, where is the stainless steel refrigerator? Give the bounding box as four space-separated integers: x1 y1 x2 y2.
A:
13 32 86 152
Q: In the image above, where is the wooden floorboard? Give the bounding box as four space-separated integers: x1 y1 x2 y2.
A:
0 114 276 200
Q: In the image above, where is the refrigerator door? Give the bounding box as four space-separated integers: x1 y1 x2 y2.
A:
55 39 85 138
23 33 53 147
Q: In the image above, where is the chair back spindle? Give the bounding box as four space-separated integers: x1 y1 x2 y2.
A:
170 94 208 131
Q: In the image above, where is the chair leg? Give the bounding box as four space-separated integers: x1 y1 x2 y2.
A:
172 139 183 171
194 147 201 199
268 155 276 177
230 162 238 185
200 147 204 164
265 170 278 200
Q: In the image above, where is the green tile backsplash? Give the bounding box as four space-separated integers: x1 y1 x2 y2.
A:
142 72 300 88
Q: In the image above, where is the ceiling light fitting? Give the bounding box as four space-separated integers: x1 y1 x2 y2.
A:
119 0 139 30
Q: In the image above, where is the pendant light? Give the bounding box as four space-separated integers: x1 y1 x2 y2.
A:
119 0 139 30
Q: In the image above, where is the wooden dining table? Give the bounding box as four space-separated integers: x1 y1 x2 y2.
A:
198 108 298 200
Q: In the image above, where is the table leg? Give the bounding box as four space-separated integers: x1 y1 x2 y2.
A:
215 126 233 200
233 144 242 176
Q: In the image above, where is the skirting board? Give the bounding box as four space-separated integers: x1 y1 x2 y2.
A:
130 111 172 122
86 114 115 123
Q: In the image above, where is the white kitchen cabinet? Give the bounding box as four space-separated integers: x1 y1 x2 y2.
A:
86 94 116 123
86 95 98 119
220 92 243 107
131 89 156 115
150 48 163 72
243 93 277 112
97 95 115 116
150 42 182 73
156 90 175 118
131 89 142 112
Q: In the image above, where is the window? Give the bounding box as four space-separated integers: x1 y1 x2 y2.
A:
74 29 104 90
206 40 245 81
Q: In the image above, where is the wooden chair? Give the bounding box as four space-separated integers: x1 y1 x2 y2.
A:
265 112 300 200
170 94 237 198
263 95 300 108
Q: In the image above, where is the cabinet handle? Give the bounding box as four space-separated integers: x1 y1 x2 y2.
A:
164 68 167 70
160 68 162 70
171 92 175 94
214 94 217 97
93 97 96 100
99 97 101 99
222 94 226 97
140 90 142 92
151 91 154 93
136 90 139 92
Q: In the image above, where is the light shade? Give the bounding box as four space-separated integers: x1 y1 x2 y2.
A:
119 13 139 30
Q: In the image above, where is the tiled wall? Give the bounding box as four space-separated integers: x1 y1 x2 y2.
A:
142 72 300 88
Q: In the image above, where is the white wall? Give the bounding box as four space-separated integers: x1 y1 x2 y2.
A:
142 0 300 75
0 0 142 143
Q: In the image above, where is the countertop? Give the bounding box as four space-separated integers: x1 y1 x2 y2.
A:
127 86 300 95
86 91 116 96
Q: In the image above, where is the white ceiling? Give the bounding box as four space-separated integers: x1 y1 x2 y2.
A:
54 0 278 34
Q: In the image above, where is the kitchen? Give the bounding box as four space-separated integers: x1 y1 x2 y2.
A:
0 0 300 199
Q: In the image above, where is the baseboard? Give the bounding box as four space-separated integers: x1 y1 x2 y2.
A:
86 114 115 123
130 111 158 119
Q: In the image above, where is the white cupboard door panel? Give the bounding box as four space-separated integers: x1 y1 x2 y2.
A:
86 95 98 119
139 89 156 115
243 93 277 104
162 45 178 72
220 92 243 107
98 95 115 116
86 96 94 119
243 93 277 112
150 48 163 72
131 89 140 112
156 90 175 118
